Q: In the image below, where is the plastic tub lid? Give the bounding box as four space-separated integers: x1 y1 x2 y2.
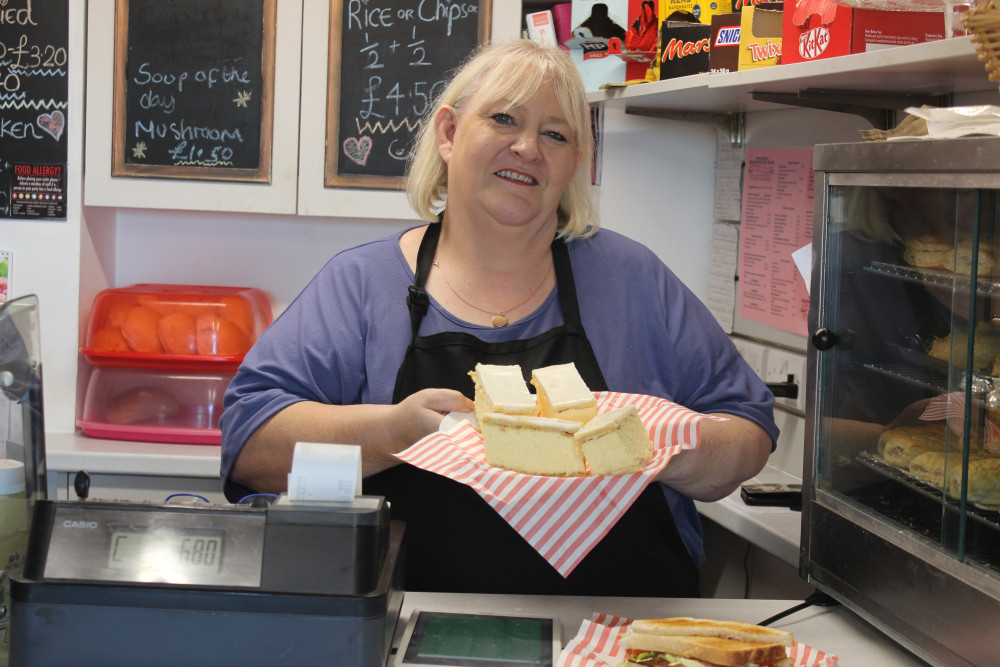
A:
0 459 25 494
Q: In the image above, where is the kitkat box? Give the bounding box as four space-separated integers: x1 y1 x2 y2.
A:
738 2 783 70
783 0 945 64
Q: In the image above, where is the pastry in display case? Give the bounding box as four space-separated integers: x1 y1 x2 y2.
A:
803 137 1000 667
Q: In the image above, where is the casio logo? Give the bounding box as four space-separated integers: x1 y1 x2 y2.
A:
63 520 98 529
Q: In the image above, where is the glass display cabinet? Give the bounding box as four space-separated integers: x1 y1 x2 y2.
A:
803 137 1000 667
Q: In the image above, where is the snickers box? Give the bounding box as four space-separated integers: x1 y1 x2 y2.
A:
738 1 782 70
709 13 741 73
659 21 712 79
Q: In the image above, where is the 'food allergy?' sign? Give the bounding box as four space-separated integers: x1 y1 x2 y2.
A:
0 0 69 220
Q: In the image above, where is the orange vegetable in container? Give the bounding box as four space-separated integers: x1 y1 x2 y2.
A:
121 306 163 354
196 314 251 356
104 300 136 328
219 295 255 337
90 327 129 352
158 311 198 355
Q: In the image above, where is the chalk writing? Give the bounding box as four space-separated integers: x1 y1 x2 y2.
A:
328 0 489 186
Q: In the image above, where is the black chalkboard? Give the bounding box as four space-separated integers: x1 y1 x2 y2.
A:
325 0 492 189
112 0 276 182
0 0 69 220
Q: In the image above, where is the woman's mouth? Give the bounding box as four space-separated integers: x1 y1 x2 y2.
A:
496 169 537 185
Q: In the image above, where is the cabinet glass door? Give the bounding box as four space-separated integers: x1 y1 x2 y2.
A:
815 180 1000 573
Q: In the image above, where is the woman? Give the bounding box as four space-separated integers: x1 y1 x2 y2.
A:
220 40 777 596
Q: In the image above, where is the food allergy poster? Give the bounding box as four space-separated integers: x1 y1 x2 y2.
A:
737 148 814 337
0 0 69 220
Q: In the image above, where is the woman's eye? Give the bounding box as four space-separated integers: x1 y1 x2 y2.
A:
490 113 515 126
544 130 568 143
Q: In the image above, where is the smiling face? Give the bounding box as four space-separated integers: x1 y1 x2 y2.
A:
435 83 584 232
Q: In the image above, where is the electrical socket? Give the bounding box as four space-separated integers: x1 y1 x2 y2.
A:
765 348 807 413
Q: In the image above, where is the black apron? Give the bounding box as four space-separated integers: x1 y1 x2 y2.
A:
363 223 700 596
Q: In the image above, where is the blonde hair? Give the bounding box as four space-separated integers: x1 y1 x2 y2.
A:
406 39 599 240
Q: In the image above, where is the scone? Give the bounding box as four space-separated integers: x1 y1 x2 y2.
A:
902 234 952 270
942 240 993 277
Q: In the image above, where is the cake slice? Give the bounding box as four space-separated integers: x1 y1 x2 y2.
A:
530 362 597 424
575 405 653 475
468 363 536 423
480 413 586 476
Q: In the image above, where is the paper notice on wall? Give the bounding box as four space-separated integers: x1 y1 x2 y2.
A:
714 132 744 222
738 148 814 337
706 222 739 333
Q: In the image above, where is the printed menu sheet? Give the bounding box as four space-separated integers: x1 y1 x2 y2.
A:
738 148 814 337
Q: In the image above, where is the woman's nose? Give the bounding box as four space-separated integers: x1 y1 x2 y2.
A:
511 131 541 160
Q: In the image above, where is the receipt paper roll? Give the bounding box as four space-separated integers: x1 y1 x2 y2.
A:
287 442 362 502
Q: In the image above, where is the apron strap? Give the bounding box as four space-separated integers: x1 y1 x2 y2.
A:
406 223 441 337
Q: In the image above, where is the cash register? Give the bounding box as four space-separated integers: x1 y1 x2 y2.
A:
9 494 405 666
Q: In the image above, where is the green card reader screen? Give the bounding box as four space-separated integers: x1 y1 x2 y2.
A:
399 611 557 666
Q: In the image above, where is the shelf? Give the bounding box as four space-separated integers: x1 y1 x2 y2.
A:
588 37 991 114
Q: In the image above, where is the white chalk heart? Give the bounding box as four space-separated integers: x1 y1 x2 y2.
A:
37 110 65 142
343 136 372 166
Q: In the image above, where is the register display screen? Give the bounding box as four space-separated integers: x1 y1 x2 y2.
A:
398 611 557 667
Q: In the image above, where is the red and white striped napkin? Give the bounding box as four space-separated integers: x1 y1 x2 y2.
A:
557 614 839 667
395 391 724 577
919 391 1000 443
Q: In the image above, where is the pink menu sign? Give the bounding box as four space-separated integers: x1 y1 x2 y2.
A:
738 148 814 337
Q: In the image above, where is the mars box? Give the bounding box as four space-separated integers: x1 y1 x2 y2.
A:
659 21 712 79
709 12 742 73
783 0 945 64
738 1 782 70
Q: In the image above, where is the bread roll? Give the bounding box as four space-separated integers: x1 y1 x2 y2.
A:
943 240 993 277
947 457 1000 507
878 423 951 467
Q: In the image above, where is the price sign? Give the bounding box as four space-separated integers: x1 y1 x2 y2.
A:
325 0 492 189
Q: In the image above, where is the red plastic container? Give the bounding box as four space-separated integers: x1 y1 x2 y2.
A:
81 284 272 370
78 366 236 445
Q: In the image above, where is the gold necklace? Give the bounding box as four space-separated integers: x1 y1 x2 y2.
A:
432 260 552 327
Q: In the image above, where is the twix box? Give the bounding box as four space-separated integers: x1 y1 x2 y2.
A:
738 1 783 70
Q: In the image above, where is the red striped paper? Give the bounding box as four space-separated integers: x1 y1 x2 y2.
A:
395 392 722 577
920 391 1000 442
556 614 839 667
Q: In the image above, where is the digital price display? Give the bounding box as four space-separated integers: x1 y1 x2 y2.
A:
108 527 225 575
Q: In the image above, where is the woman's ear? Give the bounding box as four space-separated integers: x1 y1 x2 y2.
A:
435 105 458 164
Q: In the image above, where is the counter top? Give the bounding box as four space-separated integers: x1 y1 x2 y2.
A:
396 593 926 665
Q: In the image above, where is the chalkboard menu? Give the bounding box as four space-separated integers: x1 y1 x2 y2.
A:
112 0 276 183
0 0 69 220
325 0 492 189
